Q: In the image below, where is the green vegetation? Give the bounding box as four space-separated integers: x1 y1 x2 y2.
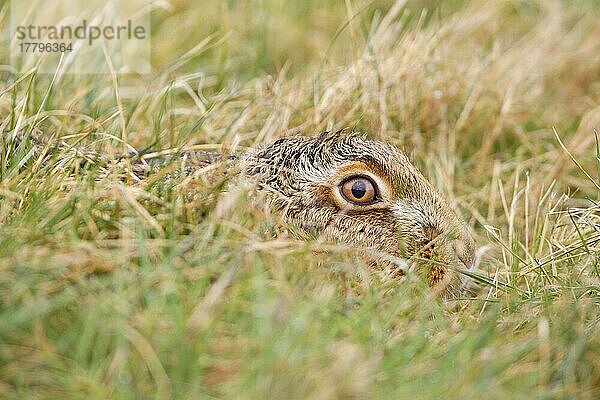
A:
1 0 599 398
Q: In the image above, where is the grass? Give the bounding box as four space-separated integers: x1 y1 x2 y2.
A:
1 0 600 398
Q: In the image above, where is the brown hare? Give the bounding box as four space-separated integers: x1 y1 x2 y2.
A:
13 129 477 297
242 131 476 297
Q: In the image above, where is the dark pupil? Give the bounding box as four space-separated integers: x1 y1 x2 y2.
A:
351 180 367 198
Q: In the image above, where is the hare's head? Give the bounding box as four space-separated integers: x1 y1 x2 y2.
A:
243 131 476 296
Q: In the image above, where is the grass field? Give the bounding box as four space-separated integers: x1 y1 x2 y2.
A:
2 0 600 398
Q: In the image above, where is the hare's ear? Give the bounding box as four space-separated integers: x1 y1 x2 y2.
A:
137 148 238 169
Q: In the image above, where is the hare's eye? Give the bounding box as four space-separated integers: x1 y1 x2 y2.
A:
340 176 377 204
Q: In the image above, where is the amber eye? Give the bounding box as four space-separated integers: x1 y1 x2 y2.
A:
340 176 378 204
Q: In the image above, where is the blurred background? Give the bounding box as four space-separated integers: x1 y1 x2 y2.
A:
150 0 459 79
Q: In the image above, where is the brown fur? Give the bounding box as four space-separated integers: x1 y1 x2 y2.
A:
243 131 476 297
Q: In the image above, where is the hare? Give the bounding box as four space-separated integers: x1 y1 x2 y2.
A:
12 129 477 296
242 131 476 296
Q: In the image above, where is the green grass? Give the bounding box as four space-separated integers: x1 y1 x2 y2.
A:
1 0 600 398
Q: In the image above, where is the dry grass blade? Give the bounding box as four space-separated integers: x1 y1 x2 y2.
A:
553 126 600 191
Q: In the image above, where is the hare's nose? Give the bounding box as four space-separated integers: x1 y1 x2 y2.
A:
455 237 475 270
458 253 473 269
